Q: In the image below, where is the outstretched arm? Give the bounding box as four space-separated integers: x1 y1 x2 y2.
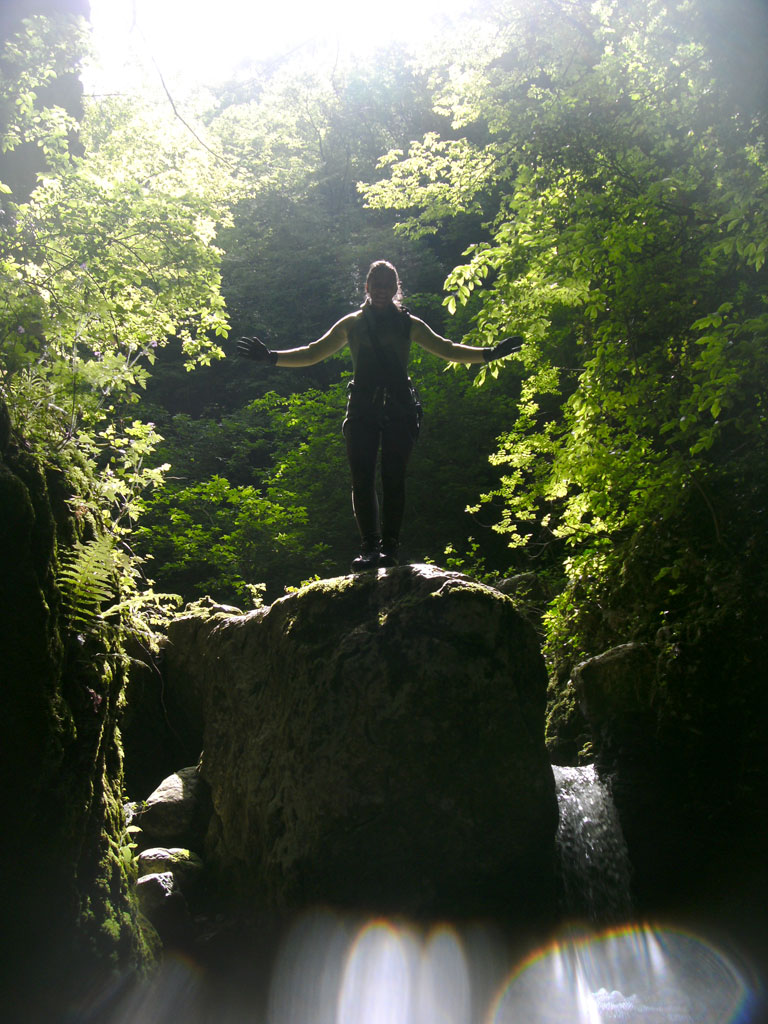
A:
238 316 351 368
410 316 522 364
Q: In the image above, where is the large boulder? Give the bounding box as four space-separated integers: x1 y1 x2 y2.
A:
573 643 768 920
165 564 559 923
573 644 678 907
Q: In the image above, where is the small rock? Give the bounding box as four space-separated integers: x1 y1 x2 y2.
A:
136 871 193 942
136 871 178 917
138 847 204 890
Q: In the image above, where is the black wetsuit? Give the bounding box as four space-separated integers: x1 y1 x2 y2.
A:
342 304 420 549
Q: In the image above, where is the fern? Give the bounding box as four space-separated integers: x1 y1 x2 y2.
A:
57 535 121 629
106 589 183 654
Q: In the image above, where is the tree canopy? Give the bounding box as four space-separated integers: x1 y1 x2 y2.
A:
363 0 768 674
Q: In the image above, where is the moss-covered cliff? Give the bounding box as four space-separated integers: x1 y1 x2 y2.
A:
0 401 157 1021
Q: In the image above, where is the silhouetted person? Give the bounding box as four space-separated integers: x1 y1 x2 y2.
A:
238 260 521 570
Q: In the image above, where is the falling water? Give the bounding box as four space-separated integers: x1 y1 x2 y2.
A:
553 763 633 923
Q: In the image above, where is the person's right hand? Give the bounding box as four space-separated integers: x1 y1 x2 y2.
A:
237 336 277 363
483 335 524 362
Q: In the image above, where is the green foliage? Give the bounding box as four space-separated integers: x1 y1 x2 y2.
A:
362 0 768 682
1 16 234 430
1 92 232 431
1 15 233 649
0 13 86 180
57 534 122 628
134 472 317 605
135 337 522 602
207 50 459 346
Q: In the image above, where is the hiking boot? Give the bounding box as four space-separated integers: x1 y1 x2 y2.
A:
379 538 399 568
351 540 380 571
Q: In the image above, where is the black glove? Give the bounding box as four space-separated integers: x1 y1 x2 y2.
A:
484 335 524 362
237 335 277 364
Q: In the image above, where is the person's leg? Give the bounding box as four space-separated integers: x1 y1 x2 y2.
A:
344 416 382 556
380 415 416 564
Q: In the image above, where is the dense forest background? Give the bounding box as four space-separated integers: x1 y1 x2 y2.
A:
2 0 767 748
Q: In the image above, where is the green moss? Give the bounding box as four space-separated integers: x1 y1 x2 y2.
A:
545 676 591 765
100 917 122 943
1 440 160 1009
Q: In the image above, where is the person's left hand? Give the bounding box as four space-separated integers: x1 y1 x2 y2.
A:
237 335 277 363
484 335 523 362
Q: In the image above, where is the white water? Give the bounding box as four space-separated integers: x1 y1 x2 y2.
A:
553 763 633 923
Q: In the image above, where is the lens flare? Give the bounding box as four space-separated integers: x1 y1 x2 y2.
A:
267 909 354 1024
266 914 475 1024
489 924 758 1024
337 920 418 1024
79 915 762 1022
416 925 471 1024
104 952 205 1023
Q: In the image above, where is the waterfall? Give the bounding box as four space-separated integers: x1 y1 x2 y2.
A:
553 763 633 923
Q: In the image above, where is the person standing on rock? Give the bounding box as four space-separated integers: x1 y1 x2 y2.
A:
238 259 521 571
